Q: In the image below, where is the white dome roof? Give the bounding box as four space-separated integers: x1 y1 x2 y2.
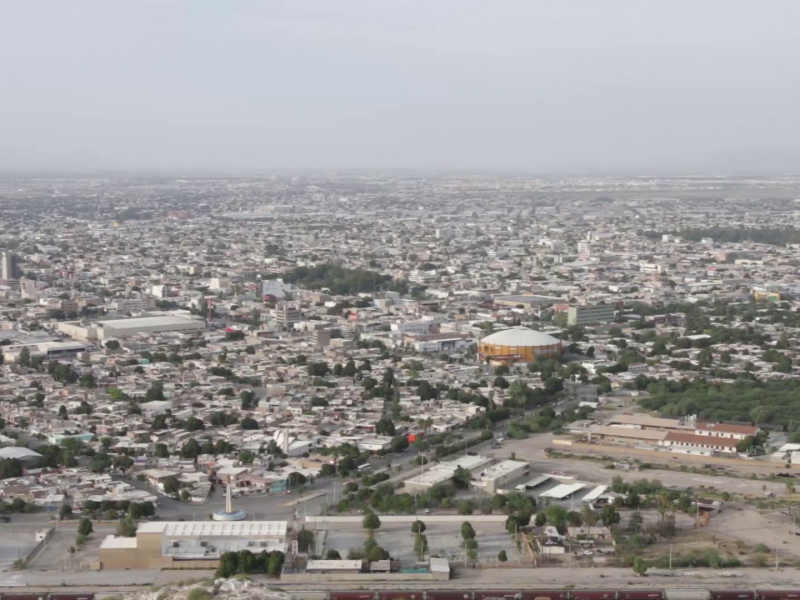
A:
481 327 561 347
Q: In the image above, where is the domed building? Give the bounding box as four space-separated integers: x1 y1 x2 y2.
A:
479 326 562 363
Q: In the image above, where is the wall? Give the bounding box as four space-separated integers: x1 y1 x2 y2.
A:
305 515 506 526
280 571 448 583
25 526 54 565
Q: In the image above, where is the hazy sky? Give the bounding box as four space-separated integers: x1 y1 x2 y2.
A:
1 1 799 173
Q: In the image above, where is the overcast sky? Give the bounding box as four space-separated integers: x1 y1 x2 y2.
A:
1 1 799 174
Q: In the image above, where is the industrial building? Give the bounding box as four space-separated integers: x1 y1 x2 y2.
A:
471 459 530 494
98 520 287 570
567 303 616 326
404 455 492 493
403 455 492 494
478 327 562 363
57 314 205 341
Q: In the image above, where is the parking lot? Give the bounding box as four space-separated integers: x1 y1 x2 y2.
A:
321 521 516 564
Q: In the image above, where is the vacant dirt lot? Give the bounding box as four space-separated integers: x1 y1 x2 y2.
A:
489 433 790 497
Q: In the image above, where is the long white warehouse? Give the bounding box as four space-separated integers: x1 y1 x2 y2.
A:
59 314 206 341
540 482 586 499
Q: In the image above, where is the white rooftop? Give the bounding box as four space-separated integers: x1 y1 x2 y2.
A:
0 447 43 460
137 520 287 538
477 460 528 481
98 316 200 328
100 535 138 549
540 482 587 499
306 560 363 571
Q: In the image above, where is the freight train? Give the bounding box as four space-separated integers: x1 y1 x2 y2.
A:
1 594 94 600
326 591 800 600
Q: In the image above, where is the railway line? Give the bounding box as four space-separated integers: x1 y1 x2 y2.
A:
324 591 800 600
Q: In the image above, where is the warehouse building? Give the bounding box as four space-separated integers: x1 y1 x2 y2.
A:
58 314 205 341
471 459 530 494
403 455 492 494
98 520 287 570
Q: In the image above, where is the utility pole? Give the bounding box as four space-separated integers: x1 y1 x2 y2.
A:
669 544 672 570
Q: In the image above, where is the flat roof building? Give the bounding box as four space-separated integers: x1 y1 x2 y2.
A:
98 520 287 570
58 314 205 341
403 455 492 494
472 459 530 494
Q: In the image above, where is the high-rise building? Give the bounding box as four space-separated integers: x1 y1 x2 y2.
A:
567 303 616 326
273 302 301 330
1 252 20 281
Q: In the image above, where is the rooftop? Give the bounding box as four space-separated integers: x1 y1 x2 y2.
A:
137 520 287 538
480 327 561 347
98 315 201 329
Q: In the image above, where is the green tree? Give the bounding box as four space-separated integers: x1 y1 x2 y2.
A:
633 556 648 576
601 504 621 527
628 511 644 533
414 532 428 559
498 550 508 562
163 477 180 497
297 528 315 552
411 520 426 534
116 517 137 537
0 458 23 479
362 512 381 531
216 552 238 578
19 347 31 367
241 417 259 430
545 505 569 528
77 518 93 536
267 551 285 576
458 500 474 515
461 521 476 540
375 417 395 436
452 466 472 489
59 504 73 520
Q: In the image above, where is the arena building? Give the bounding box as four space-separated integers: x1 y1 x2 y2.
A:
478 327 562 363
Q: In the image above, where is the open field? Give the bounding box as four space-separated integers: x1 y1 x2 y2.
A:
487 433 792 498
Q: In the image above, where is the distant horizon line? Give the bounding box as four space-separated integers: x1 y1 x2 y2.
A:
1 168 799 179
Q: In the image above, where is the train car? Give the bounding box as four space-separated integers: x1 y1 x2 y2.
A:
425 591 474 600
570 591 619 600
474 591 520 600
619 592 665 600
1 595 47 600
49 595 95 600
757 592 800 600
665 591 711 600
710 592 756 600
378 592 425 600
328 593 376 600
520 591 569 600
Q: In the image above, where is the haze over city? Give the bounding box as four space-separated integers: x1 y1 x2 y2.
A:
2 1 800 173
7 2 800 599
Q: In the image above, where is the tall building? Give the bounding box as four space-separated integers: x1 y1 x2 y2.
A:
273 302 301 330
567 303 615 326
1 252 20 281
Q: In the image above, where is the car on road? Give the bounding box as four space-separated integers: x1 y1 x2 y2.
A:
424 509 431 514
0 516 11 523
